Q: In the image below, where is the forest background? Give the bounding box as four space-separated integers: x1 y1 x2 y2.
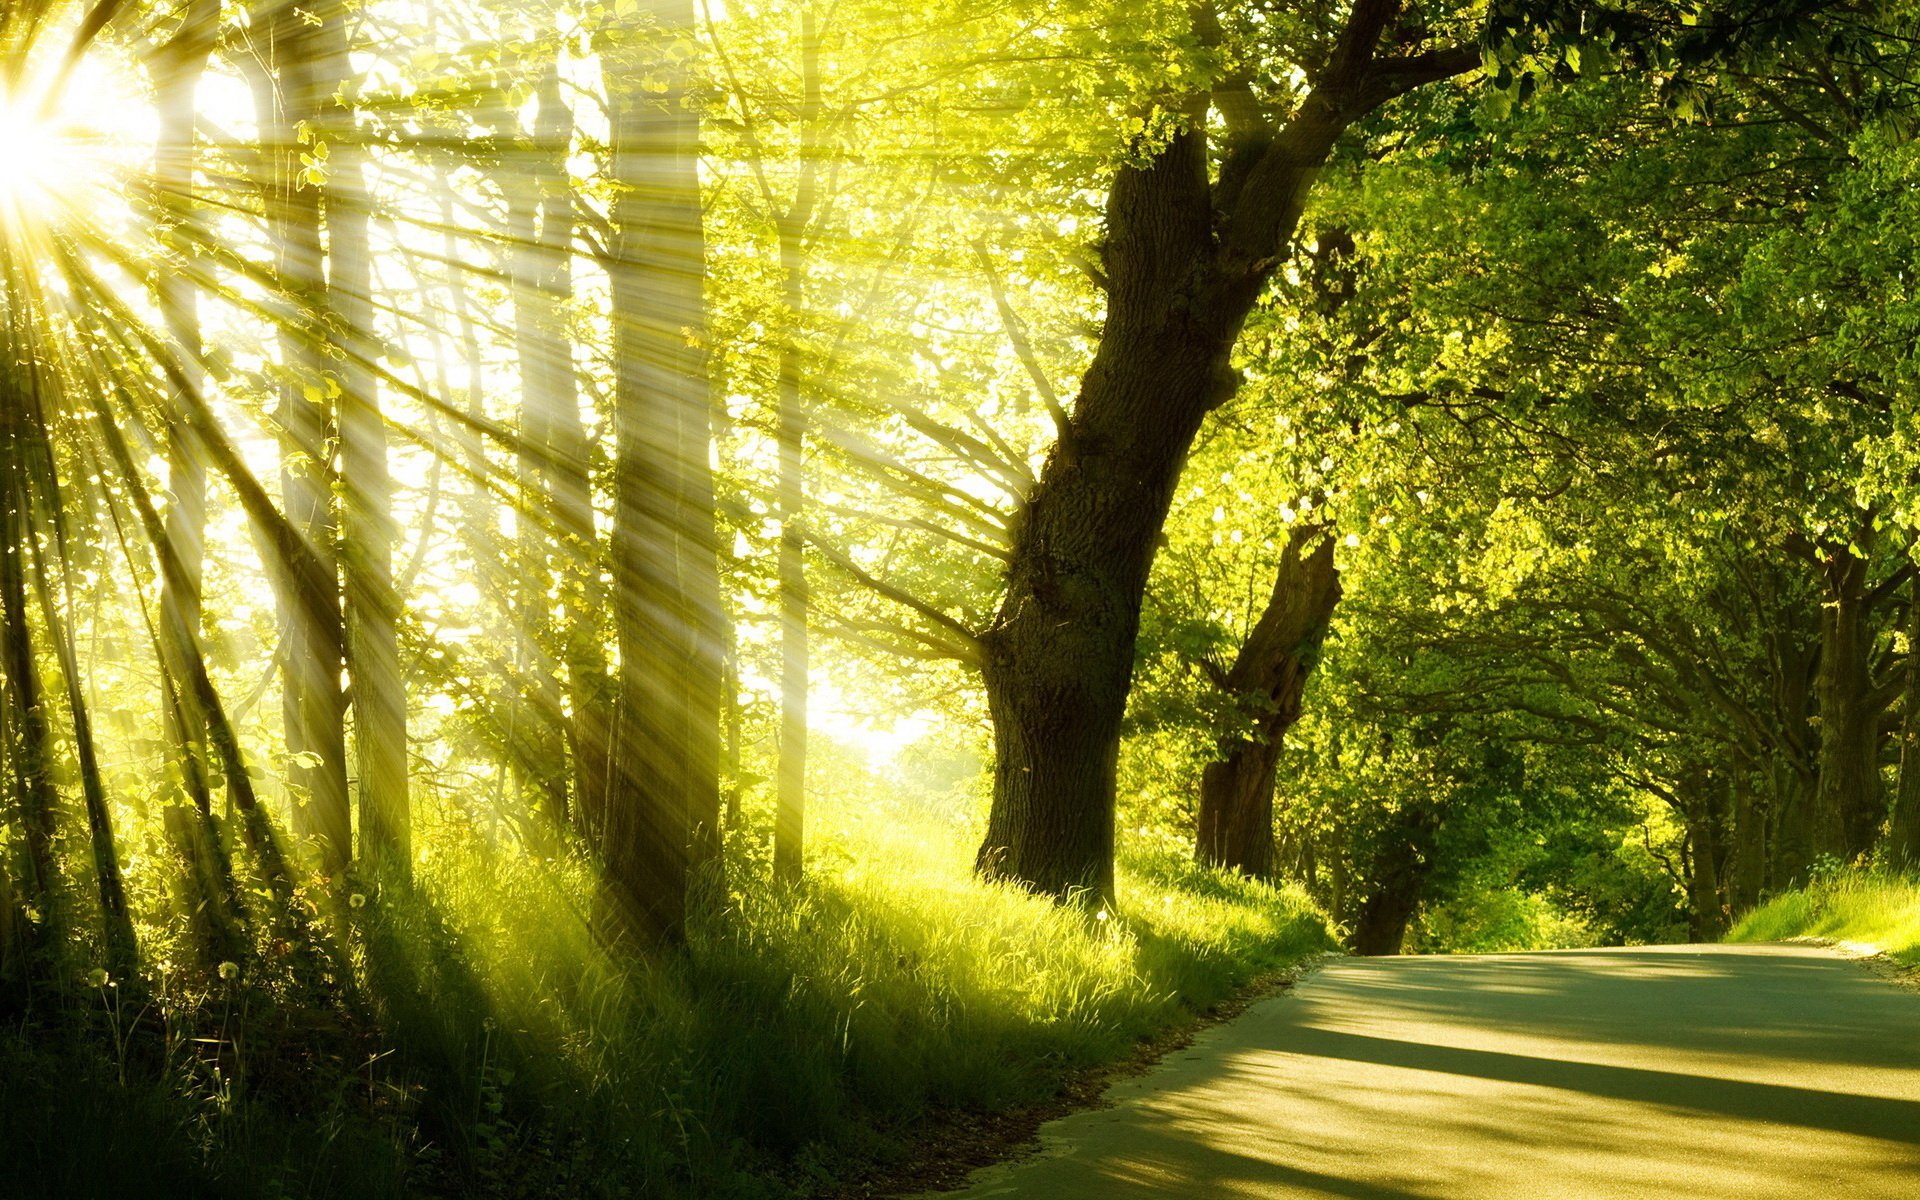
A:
5 0 1920 1196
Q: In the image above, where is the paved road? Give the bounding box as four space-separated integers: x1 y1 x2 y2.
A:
922 944 1920 1199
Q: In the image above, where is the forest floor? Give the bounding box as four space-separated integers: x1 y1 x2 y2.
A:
913 944 1920 1199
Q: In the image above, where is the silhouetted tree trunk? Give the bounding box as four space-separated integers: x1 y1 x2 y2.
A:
1196 525 1340 877
975 2 1474 901
1685 806 1726 940
1811 540 1880 864
1352 805 1440 956
1888 576 1920 868
602 1 725 940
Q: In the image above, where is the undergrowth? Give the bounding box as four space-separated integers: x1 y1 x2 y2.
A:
1 810 1333 1199
1727 869 1920 967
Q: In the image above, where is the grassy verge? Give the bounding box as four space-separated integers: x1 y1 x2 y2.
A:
2 812 1333 1199
1727 871 1920 966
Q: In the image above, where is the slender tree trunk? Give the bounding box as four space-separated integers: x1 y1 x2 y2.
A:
1812 541 1880 864
153 0 248 963
252 3 350 877
315 10 410 871
975 6 1474 901
155 0 216 806
773 9 821 883
1888 576 1920 868
0 392 60 923
506 59 582 836
602 1 724 939
1196 526 1340 877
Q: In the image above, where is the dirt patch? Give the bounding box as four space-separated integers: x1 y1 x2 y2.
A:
812 950 1342 1200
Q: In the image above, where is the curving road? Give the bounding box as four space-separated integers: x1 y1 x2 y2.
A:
921 944 1920 1199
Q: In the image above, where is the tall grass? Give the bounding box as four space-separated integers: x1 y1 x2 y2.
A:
3 802 1333 1199
1728 871 1920 966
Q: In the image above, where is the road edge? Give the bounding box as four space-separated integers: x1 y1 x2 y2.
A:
813 948 1346 1200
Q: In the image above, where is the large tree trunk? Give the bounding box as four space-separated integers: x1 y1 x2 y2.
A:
1811 541 1881 864
315 11 410 871
1685 804 1726 940
975 4 1473 901
253 3 350 877
602 1 725 940
1196 526 1341 877
1351 805 1439 956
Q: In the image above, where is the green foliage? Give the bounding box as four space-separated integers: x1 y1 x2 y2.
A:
1729 871 1920 967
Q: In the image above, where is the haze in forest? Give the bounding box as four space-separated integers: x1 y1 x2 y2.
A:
5 0 1920 1197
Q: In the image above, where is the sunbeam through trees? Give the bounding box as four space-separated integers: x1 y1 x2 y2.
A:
7 0 1920 1196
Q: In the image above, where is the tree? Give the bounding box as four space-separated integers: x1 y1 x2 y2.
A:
601 0 727 940
974 0 1478 901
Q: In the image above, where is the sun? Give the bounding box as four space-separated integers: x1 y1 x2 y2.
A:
0 94 85 215
0 52 151 237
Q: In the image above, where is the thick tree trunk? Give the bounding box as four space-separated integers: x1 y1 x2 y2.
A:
1196 526 1341 876
252 5 350 877
974 4 1473 901
315 12 410 871
1351 806 1439 956
1812 543 1881 864
1685 807 1726 940
602 1 725 940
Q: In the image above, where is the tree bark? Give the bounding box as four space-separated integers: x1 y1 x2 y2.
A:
251 2 350 878
1811 541 1881 864
1685 805 1726 940
314 9 410 871
1351 805 1439 956
602 1 725 939
1196 526 1341 876
1887 575 1920 868
976 4 1475 901
507 58 600 837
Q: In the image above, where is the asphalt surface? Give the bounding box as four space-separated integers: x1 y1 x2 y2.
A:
920 944 1920 1199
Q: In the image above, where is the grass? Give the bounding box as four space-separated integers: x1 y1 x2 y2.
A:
1727 870 1920 966
4 801 1334 1199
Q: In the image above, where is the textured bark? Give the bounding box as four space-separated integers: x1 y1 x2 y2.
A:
976 3 1475 900
250 3 349 877
603 1 725 940
1196 526 1341 877
1811 542 1881 863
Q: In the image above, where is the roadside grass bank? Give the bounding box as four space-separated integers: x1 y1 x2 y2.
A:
1727 871 1920 966
0 814 1334 1200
